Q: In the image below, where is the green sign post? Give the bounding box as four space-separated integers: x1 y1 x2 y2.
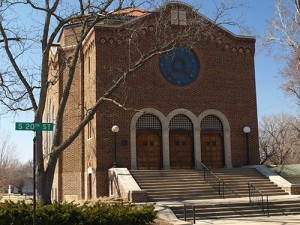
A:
15 122 54 131
15 122 54 225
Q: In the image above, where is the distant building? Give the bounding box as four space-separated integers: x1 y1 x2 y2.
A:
46 2 259 202
13 183 33 195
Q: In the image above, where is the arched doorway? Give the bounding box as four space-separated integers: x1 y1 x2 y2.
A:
169 115 194 169
136 114 162 170
201 115 224 168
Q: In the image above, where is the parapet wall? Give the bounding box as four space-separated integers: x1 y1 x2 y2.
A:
108 168 147 202
250 165 300 195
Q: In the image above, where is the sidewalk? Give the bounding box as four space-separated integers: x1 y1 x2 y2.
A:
195 215 300 225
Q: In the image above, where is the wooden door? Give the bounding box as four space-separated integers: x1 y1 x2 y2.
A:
170 133 193 169
201 134 223 168
137 132 162 170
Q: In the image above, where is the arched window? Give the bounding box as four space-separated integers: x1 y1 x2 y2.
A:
169 114 193 130
201 115 223 131
136 114 162 130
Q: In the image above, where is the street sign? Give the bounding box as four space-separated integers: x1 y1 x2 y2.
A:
15 122 54 131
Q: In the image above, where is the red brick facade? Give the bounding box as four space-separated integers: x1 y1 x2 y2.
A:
46 2 259 201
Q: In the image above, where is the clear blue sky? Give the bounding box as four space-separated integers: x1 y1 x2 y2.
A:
0 0 297 162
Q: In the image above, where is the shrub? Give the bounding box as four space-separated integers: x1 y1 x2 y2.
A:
0 201 32 225
84 202 156 225
36 201 85 225
0 200 156 225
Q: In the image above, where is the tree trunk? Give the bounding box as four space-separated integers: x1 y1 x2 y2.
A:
36 154 58 204
35 124 59 204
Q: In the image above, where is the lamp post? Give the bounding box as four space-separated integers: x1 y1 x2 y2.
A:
243 126 251 165
111 125 119 168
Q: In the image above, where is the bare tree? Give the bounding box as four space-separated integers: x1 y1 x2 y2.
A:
264 0 300 106
10 160 32 195
259 113 300 165
0 0 249 204
0 132 20 192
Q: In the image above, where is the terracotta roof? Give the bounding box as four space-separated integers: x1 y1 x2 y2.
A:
111 7 150 17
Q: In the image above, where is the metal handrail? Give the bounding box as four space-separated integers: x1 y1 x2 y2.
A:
201 163 225 198
248 182 269 216
111 170 121 197
183 203 196 224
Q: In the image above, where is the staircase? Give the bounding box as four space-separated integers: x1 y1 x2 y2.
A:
130 170 219 201
210 168 288 198
130 168 287 202
129 168 300 220
170 197 300 220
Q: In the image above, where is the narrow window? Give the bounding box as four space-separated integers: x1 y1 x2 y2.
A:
171 9 187 25
179 11 187 25
87 120 92 139
88 56 91 74
89 174 92 199
171 10 179 25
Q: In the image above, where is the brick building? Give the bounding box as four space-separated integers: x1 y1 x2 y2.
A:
46 2 260 202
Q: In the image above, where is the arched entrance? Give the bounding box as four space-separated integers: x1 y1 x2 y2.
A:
169 115 194 169
201 115 224 168
136 114 162 169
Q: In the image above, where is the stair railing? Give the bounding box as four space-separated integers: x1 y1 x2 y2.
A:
183 203 196 224
201 163 225 198
109 170 122 198
248 182 269 217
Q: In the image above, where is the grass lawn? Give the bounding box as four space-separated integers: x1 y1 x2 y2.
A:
269 164 300 184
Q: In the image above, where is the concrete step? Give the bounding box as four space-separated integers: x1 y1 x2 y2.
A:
131 170 224 201
130 168 288 202
212 169 289 198
131 168 297 220
170 199 300 220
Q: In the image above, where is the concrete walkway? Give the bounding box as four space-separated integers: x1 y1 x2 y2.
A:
155 195 300 225
195 215 300 225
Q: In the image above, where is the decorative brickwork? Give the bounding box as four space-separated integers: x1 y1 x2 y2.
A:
282 185 300 195
129 190 148 202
